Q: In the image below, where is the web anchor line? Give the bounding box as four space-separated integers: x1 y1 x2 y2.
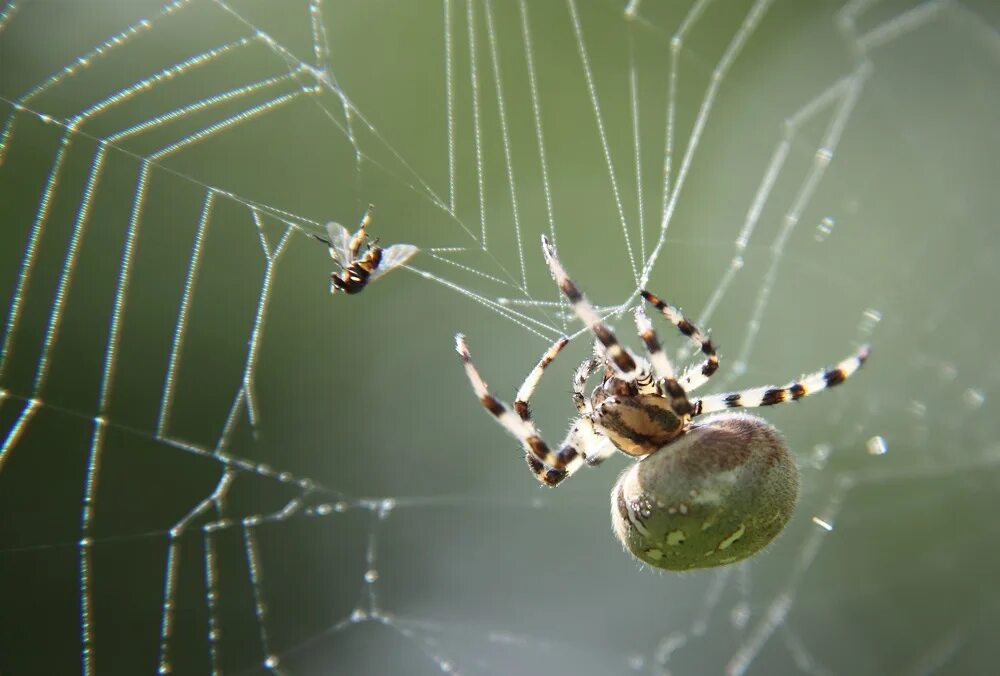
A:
0 1 989 675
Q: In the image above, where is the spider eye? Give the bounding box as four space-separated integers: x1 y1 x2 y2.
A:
610 413 798 571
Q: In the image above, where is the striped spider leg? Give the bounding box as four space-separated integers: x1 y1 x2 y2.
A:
456 235 871 569
690 346 870 417
541 236 696 424
456 334 611 486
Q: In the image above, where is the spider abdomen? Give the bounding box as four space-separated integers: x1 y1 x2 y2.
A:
610 412 799 571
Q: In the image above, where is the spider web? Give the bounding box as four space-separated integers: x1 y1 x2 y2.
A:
1 0 998 674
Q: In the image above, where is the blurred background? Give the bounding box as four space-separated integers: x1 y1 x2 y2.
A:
1 0 998 674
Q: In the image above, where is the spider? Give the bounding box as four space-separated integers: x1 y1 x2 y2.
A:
315 204 418 294
456 236 870 571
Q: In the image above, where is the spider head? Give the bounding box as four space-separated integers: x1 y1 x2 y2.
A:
590 367 688 458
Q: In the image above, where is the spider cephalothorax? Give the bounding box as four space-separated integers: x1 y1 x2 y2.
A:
456 236 869 570
585 360 687 457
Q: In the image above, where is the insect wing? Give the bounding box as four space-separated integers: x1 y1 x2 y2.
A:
369 244 418 281
324 221 354 264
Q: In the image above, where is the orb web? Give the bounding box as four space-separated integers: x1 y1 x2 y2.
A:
1 1 998 674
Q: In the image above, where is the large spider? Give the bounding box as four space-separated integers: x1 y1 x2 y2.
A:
456 236 870 570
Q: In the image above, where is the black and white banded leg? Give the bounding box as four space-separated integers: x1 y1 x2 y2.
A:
640 290 719 392
541 235 640 379
456 334 589 486
633 305 675 379
633 305 694 417
514 336 569 420
693 346 871 416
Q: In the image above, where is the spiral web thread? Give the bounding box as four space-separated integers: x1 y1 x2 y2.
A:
1 0 998 674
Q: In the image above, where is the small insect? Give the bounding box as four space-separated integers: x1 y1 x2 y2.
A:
456 236 870 571
315 204 418 294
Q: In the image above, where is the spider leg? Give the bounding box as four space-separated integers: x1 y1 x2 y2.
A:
632 305 695 418
692 345 871 416
640 290 719 391
572 355 601 413
575 418 617 466
514 336 570 420
633 305 675 379
456 334 590 487
541 236 639 378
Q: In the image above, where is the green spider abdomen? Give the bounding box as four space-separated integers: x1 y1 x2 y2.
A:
611 412 799 571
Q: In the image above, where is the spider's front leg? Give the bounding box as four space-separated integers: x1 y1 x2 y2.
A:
456 334 595 487
632 305 694 419
640 290 719 391
541 236 641 380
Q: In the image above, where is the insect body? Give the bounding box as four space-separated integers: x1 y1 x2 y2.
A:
456 236 870 571
318 205 418 294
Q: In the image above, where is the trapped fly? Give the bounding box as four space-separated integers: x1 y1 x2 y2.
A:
315 204 418 294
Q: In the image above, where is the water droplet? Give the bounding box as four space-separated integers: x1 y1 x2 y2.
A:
264 655 280 669
364 569 379 583
811 516 834 531
964 389 985 409
439 660 454 673
815 216 836 242
315 504 332 516
859 308 882 337
333 501 347 512
866 436 888 455
730 602 750 629
812 443 832 467
378 498 395 518
350 608 367 622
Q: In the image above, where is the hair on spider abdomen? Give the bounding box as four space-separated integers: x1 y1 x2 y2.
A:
611 412 798 571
